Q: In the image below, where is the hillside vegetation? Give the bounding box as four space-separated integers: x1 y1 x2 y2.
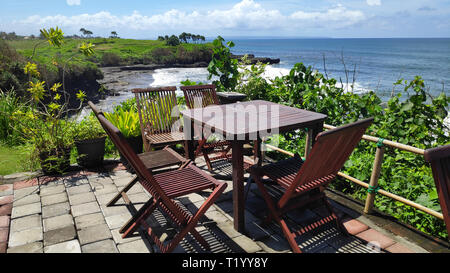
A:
7 37 214 67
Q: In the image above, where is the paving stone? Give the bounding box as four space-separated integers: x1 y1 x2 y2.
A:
42 202 70 219
13 186 38 199
95 192 125 206
7 241 43 253
111 228 141 244
81 239 118 253
0 242 6 253
117 239 151 253
43 214 74 232
111 175 134 187
118 184 144 195
105 213 131 230
43 225 77 247
11 202 41 219
0 195 13 206
385 242 415 253
100 204 130 217
0 184 13 197
41 192 68 206
0 203 12 216
44 239 81 253
0 215 10 228
355 228 396 250
63 176 89 187
68 191 97 206
342 218 369 235
88 175 115 188
13 194 40 207
216 221 244 239
257 233 291 253
75 212 105 230
78 223 112 245
40 184 66 197
71 201 101 217
203 210 229 224
92 184 118 196
230 235 262 253
0 227 8 243
10 214 41 233
8 226 43 248
66 184 92 196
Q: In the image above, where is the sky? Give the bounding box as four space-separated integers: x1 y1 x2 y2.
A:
0 0 449 39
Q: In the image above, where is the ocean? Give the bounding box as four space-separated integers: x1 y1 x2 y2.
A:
150 38 450 101
92 38 449 116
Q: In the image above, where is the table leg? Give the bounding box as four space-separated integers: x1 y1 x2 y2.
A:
310 121 324 146
232 140 245 232
253 137 262 166
183 116 195 161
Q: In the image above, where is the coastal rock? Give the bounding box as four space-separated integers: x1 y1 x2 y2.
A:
231 54 280 65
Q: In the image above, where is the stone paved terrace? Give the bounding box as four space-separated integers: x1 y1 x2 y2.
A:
0 157 449 254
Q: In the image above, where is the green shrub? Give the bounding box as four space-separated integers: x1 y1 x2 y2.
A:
101 52 121 66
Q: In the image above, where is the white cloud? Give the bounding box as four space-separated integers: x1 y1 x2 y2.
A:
17 0 366 36
366 0 381 6
66 0 81 6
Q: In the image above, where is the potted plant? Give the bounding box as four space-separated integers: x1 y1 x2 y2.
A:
104 107 142 170
72 114 107 168
12 27 95 175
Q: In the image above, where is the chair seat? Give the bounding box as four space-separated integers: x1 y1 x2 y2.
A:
257 155 335 195
137 148 184 171
153 164 218 199
145 131 185 145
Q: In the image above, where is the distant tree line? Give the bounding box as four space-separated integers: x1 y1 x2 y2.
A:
157 32 206 47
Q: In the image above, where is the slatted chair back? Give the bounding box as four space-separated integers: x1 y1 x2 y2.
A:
424 144 450 239
279 118 374 208
132 87 179 135
96 114 186 219
181 84 219 109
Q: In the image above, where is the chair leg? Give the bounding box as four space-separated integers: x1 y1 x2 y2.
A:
106 176 139 207
203 152 213 172
254 174 302 253
120 198 156 237
322 196 349 236
244 176 253 202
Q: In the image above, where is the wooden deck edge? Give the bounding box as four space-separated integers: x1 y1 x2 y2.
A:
324 188 450 253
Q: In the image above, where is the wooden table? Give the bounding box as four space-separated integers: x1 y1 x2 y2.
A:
181 100 327 232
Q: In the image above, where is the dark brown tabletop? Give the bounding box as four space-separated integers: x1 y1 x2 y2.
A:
181 100 327 232
181 100 327 140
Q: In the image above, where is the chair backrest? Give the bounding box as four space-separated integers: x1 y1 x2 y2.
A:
88 101 183 215
180 84 219 109
132 87 179 135
280 118 374 207
424 144 450 238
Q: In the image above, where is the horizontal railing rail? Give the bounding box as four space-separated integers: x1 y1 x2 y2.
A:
264 123 444 221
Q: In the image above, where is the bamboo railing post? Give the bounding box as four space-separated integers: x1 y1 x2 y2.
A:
364 138 385 214
304 129 313 158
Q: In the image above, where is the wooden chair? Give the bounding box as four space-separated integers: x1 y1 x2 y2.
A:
88 101 189 207
93 104 227 253
249 118 374 253
424 144 450 240
133 87 185 152
180 84 234 171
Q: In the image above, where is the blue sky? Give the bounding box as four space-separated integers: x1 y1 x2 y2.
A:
0 0 449 38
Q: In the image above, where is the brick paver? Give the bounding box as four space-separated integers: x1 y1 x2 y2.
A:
2 160 436 253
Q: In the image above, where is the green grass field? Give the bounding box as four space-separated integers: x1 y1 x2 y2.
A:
0 143 36 176
7 37 213 67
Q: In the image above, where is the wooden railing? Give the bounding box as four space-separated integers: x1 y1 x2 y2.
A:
264 124 444 221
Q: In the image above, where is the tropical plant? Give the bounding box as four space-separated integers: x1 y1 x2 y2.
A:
72 114 106 141
104 108 141 138
207 36 239 92
11 26 95 174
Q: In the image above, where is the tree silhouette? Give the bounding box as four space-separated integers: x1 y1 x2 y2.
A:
110 31 118 38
